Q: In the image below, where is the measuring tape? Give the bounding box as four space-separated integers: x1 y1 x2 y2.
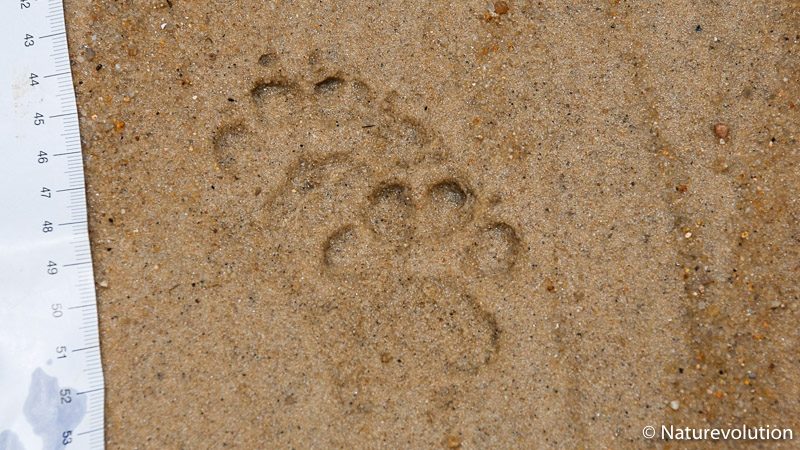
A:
0 0 104 448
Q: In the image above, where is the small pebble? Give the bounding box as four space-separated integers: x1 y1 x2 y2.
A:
258 52 277 66
84 46 95 61
669 400 680 410
446 435 461 448
714 123 729 140
98 280 109 288
494 1 510 15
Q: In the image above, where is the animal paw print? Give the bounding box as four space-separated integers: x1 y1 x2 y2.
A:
209 51 524 412
262 149 522 377
206 51 436 222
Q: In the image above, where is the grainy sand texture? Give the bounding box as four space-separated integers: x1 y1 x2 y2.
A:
66 0 798 448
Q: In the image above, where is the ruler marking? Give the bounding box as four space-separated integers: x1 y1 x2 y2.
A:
68 303 95 310
63 261 91 267
43 71 70 78
39 31 66 39
71 345 99 354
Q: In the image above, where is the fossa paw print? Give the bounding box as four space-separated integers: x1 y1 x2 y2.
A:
261 140 521 378
210 51 524 410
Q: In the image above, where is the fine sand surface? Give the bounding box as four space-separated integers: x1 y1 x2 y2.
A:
65 0 798 448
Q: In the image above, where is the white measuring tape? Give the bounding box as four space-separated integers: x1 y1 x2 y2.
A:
0 0 104 449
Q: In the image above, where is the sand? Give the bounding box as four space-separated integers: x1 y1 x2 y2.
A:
64 0 799 447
